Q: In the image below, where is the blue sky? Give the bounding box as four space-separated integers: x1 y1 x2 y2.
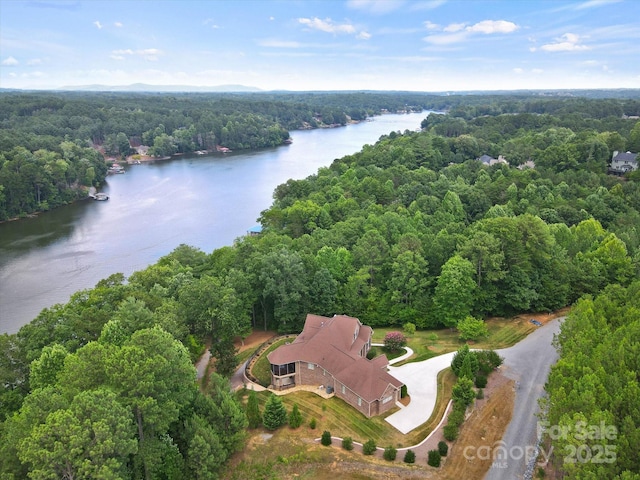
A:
1 0 638 91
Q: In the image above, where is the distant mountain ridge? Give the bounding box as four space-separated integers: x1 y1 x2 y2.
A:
56 83 263 92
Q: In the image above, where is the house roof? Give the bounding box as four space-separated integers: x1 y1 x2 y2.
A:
612 151 638 163
268 314 403 402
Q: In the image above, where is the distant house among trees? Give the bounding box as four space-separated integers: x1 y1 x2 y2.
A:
477 154 508 166
267 314 403 417
609 151 638 174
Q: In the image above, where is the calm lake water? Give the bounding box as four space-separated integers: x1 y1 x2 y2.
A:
0 112 427 334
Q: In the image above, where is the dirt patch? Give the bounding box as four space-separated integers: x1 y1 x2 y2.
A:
440 373 515 479
235 330 277 353
512 307 570 326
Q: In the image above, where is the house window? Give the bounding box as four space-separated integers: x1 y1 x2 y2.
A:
342 385 346 394
308 363 314 370
383 395 393 404
358 397 362 406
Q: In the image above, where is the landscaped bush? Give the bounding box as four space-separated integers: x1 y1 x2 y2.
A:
403 322 416 336
475 374 487 388
401 384 408 398
476 388 484 399
403 449 416 464
321 430 332 446
383 446 397 461
438 441 449 457
383 331 407 352
443 424 458 441
342 436 354 451
309 417 317 429
427 449 441 467
476 350 503 375
362 439 377 455
447 404 465 427
288 403 303 428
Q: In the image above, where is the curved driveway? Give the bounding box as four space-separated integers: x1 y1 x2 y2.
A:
385 318 563 467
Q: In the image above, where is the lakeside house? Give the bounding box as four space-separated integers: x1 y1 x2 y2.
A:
267 314 404 418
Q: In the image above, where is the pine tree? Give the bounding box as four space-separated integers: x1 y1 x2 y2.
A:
288 403 303 428
246 390 261 429
262 394 287 431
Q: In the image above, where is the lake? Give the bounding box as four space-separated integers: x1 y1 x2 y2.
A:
0 112 427 334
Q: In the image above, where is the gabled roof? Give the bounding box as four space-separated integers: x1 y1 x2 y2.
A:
612 151 638 163
268 314 403 402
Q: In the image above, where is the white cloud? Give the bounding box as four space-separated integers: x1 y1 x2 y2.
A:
357 31 372 40
444 23 466 33
513 68 524 74
424 19 519 45
466 20 518 34
110 48 164 61
541 33 590 52
2 56 19 66
298 17 356 35
424 21 439 30
27 58 43 65
203 18 220 29
532 68 544 74
576 0 622 9
93 20 103 29
114 22 123 28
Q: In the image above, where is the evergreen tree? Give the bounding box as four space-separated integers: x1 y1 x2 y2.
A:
262 394 287 430
288 403 303 429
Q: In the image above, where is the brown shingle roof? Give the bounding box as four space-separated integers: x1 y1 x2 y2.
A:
268 314 403 403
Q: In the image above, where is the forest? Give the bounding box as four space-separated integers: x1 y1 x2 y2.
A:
1 91 640 479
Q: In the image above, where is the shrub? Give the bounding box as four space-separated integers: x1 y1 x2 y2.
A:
366 348 376 359
427 449 441 467
362 439 377 455
457 315 489 341
438 441 449 457
288 403 303 428
383 446 397 461
447 408 465 428
443 424 458 441
476 388 484 399
452 377 476 407
401 384 408 398
309 417 317 430
321 430 332 446
403 449 416 464
383 331 407 352
475 374 487 388
403 322 416 336
262 394 287 430
476 349 503 374
342 436 353 451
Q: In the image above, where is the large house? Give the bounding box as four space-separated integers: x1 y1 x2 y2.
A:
267 314 404 418
610 151 638 174
477 154 508 167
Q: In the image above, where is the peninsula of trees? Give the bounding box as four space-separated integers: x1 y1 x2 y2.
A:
1 91 639 479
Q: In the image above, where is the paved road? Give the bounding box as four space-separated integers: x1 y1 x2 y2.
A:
485 318 564 480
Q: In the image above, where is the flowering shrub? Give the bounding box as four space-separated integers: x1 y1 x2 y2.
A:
384 331 407 352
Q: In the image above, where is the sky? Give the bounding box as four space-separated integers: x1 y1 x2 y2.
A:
1 0 639 92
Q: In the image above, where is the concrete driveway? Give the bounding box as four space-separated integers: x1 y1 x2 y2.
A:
386 351 456 434
385 318 563 440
